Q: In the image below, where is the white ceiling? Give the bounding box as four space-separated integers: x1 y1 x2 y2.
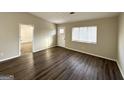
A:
30 12 119 24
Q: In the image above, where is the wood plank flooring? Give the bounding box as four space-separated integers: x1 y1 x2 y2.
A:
21 42 32 55
0 46 123 80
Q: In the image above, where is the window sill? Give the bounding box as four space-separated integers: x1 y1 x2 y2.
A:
72 40 97 44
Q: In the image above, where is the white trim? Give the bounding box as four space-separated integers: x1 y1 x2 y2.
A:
0 55 19 62
72 26 97 44
32 25 35 53
0 46 57 62
1 45 123 79
19 24 21 56
72 40 97 44
62 46 124 78
57 27 65 47
33 46 57 53
62 46 117 62
19 24 34 56
117 61 124 79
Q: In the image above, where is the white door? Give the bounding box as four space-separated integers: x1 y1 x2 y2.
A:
58 27 65 47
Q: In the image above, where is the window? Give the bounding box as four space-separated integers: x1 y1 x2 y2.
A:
59 28 64 34
72 26 97 44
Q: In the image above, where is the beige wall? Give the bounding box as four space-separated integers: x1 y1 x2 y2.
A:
58 17 118 60
118 13 124 77
0 13 56 61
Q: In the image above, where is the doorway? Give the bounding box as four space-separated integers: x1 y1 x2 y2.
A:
19 24 34 55
58 27 65 47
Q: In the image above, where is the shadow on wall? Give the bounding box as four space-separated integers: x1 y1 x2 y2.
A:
45 30 56 48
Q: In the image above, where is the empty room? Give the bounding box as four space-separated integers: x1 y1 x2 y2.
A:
0 12 124 80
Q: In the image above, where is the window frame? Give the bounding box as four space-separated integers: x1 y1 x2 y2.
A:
72 26 97 44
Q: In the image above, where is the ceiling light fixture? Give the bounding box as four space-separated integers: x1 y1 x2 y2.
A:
70 12 75 14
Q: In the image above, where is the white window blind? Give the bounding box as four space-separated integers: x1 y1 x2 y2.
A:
72 26 97 44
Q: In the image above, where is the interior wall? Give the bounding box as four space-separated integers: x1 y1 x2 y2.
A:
118 13 124 77
0 13 56 61
58 17 118 60
20 25 33 43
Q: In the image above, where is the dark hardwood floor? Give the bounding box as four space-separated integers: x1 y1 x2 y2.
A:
0 46 123 80
21 42 32 55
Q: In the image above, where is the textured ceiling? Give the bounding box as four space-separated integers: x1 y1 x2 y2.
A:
30 12 119 24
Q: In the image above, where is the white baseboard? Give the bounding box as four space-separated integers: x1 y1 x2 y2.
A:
0 46 57 62
0 55 20 62
61 46 117 62
57 45 124 78
117 61 124 79
0 45 123 79
33 45 57 53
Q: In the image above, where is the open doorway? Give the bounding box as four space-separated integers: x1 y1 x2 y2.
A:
19 24 34 55
58 27 65 47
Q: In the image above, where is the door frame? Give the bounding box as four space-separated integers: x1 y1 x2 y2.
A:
19 24 34 56
57 27 65 47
